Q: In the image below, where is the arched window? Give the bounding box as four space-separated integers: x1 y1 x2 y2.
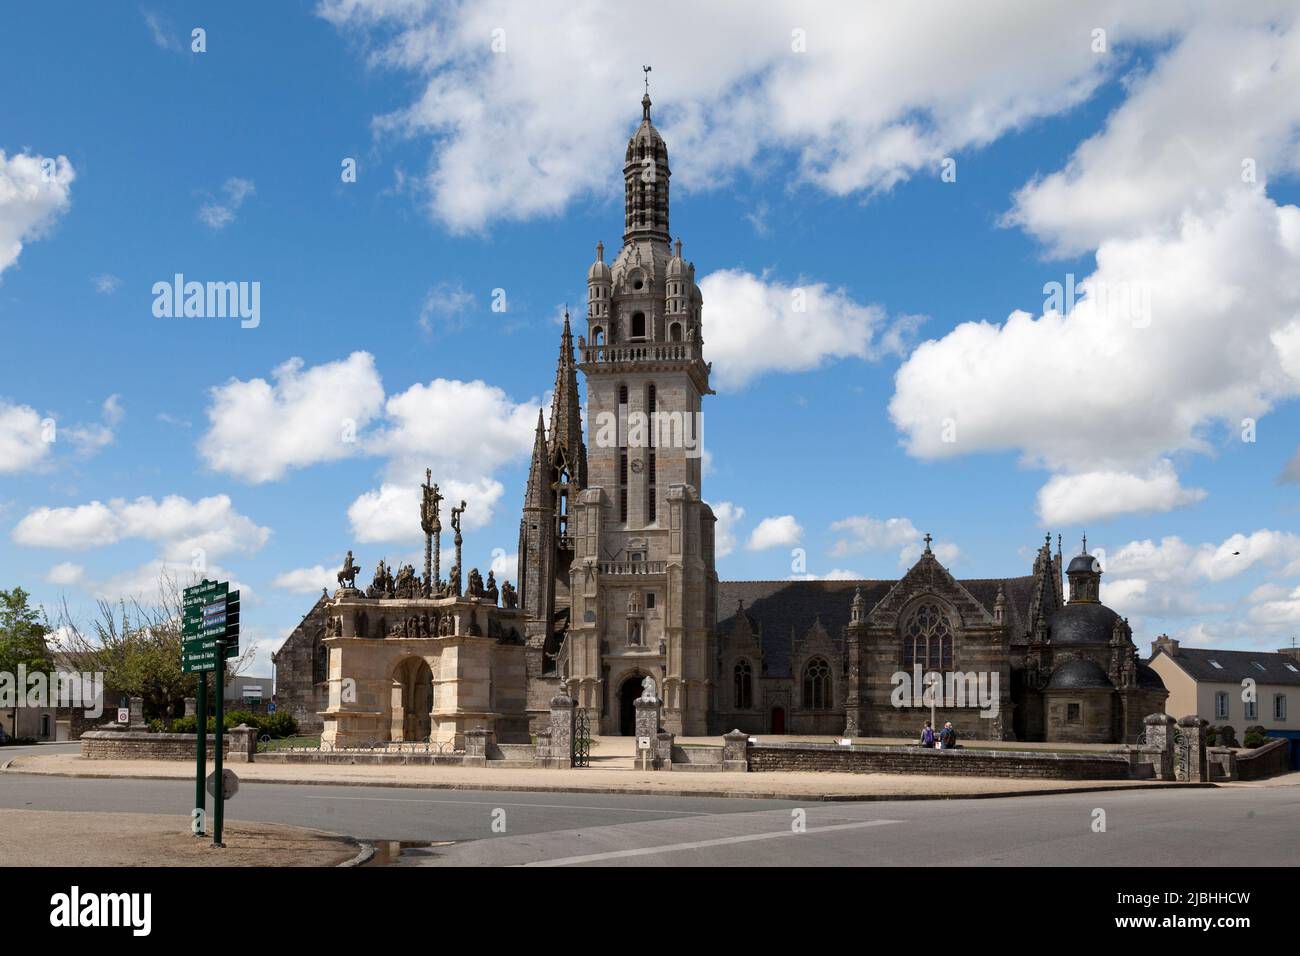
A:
593 326 604 345
670 322 682 342
802 657 831 710
901 601 954 670
632 311 646 337
313 642 328 685
734 660 753 709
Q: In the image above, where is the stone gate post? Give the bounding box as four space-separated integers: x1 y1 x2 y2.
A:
542 694 576 769
1178 715 1209 782
1141 713 1176 780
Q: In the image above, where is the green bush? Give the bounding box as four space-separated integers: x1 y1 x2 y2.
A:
1217 724 1238 747
1205 726 1218 746
1243 730 1267 748
258 712 298 739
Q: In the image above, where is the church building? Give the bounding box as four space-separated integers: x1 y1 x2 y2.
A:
275 91 1165 746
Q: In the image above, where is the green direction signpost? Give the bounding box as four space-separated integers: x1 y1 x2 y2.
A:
182 579 239 847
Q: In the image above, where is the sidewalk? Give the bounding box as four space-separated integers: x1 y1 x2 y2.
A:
0 809 363 866
4 751 1188 801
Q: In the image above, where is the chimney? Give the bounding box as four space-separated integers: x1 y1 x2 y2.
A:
1151 634 1179 658
1276 645 1300 663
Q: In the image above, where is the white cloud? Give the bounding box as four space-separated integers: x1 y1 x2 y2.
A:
0 150 75 279
418 282 476 336
747 514 802 551
200 352 386 483
1108 531 1300 584
13 494 270 560
888 7 1300 524
13 500 118 549
1036 463 1207 526
271 565 338 594
367 377 539 480
489 550 518 582
0 400 52 473
317 1 1191 233
45 562 85 586
142 10 181 51
347 477 502 543
92 273 122 294
197 177 256 229
830 515 922 557
66 394 125 458
709 500 744 558
1007 12 1300 258
700 269 916 389
829 514 957 568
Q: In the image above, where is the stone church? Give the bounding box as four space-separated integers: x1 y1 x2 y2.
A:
274 91 1165 746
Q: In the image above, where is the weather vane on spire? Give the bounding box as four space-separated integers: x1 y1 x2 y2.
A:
642 64 652 95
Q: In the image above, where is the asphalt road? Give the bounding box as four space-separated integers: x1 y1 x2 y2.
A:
0 772 1295 866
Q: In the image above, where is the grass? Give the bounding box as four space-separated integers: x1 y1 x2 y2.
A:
257 734 320 751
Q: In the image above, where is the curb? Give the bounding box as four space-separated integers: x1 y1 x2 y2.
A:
0 765 1204 802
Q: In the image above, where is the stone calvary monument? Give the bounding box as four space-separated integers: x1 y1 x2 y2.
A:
316 472 530 749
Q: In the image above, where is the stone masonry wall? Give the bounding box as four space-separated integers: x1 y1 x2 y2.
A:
81 729 255 762
745 741 1131 779
1235 737 1291 780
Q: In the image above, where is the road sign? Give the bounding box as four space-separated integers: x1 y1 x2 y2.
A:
116 707 129 724
182 588 240 673
206 768 238 801
267 702 277 714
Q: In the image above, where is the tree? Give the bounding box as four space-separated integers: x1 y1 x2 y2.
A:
0 587 53 736
56 571 256 725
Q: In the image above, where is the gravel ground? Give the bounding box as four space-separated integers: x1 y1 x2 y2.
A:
0 809 361 866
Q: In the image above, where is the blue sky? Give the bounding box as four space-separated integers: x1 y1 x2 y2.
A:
4 2 1300 675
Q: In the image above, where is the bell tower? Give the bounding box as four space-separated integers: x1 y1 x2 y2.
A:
561 84 718 735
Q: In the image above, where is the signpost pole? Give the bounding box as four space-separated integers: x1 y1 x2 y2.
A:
212 641 225 848
195 670 207 836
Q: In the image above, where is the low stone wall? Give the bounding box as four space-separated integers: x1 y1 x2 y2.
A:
1236 737 1291 780
745 741 1132 780
256 750 468 767
80 725 256 763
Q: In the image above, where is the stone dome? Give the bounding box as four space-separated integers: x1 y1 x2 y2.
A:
1135 660 1166 690
1067 553 1101 574
1049 601 1121 645
588 257 611 283
1047 657 1115 690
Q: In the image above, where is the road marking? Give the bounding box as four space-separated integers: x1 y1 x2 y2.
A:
520 818 905 866
301 794 713 815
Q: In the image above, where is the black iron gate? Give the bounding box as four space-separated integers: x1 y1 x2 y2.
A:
573 710 591 768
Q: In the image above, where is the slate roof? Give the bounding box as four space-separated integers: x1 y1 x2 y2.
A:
1156 648 1300 687
716 575 1038 678
1047 657 1114 690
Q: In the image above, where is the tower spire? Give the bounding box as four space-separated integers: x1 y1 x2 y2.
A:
548 310 587 488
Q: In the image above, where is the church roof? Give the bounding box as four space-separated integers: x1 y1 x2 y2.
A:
716 574 1039 677
1048 601 1121 646
1046 657 1114 690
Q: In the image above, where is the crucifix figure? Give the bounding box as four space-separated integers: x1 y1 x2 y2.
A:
420 469 443 596
450 500 467 596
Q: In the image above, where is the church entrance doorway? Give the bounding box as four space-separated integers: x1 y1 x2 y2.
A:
770 706 786 734
618 676 644 736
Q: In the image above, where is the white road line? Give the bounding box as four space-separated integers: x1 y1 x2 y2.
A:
301 794 713 815
520 818 905 866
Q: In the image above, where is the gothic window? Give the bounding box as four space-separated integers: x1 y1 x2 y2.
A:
632 311 646 337
313 642 328 685
734 660 753 710
901 601 955 671
803 657 831 710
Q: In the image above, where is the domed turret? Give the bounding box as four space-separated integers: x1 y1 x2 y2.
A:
623 93 671 245
587 240 611 334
